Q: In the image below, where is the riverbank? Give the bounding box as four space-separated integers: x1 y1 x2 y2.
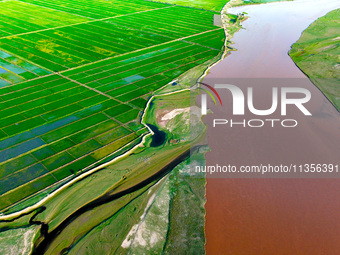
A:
290 8 340 110
204 0 340 254
0 14 228 255
0 88 197 254
0 1 250 252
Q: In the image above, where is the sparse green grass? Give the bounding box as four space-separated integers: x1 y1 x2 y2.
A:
0 226 38 255
290 9 340 110
62 176 169 255
163 150 207 254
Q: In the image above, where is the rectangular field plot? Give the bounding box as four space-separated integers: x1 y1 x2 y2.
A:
0 20 173 71
105 6 219 38
0 0 90 38
0 0 226 211
0 74 147 210
0 50 51 86
62 39 223 102
144 0 229 11
186 29 226 50
0 6 221 72
20 0 169 19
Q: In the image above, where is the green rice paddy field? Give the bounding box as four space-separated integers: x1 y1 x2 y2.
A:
0 0 226 211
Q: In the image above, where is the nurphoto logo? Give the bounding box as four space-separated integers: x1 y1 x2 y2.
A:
199 82 312 128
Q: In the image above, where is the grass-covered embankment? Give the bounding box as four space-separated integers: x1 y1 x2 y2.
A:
0 0 227 211
0 2 247 254
290 8 340 110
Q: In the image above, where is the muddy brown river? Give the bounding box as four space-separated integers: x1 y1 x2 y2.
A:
204 0 340 254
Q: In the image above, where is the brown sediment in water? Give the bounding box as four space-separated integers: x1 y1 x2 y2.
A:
204 0 340 254
206 179 340 254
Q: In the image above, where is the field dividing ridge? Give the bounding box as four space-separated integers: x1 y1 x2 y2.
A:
0 0 226 211
0 5 174 40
